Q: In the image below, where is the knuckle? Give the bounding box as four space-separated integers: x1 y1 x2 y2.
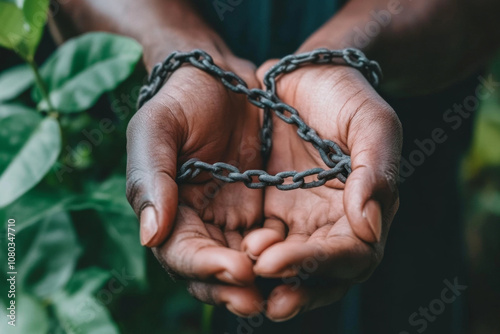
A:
125 172 140 207
127 98 180 140
125 108 150 142
125 112 139 141
152 247 184 281
125 167 149 214
186 282 219 305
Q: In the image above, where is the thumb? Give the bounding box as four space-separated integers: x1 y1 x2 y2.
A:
344 101 402 244
126 102 180 247
344 167 396 244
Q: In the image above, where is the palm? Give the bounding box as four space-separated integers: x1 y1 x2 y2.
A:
256 122 374 280
255 66 372 276
154 66 263 277
241 65 402 320
127 64 267 314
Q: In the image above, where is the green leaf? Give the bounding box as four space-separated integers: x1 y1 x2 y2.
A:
1 174 133 232
0 104 61 207
63 267 110 296
34 32 143 112
81 175 145 285
52 267 120 334
21 0 50 58
0 1 25 50
0 0 49 59
84 175 135 214
0 184 77 233
0 293 49 334
0 2 25 53
0 64 35 101
99 211 146 287
17 211 82 298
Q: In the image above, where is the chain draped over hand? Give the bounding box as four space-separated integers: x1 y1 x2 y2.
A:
137 48 382 190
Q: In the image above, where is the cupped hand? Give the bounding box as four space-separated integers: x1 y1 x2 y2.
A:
126 55 265 316
242 62 403 321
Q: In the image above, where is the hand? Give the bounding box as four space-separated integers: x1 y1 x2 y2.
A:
126 55 265 316
242 62 402 321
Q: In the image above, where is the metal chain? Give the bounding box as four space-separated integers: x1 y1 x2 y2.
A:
137 48 382 190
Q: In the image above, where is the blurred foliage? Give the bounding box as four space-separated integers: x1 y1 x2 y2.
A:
463 55 500 177
461 53 500 333
0 0 202 333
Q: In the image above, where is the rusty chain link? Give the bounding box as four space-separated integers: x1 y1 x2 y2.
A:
137 48 382 190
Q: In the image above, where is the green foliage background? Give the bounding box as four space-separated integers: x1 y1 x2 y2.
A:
461 53 500 332
0 0 206 333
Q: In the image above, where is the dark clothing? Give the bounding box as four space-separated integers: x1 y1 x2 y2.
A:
196 0 344 65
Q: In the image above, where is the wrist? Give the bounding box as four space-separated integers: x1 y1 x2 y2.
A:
297 30 370 55
271 53 375 101
55 0 235 73
285 65 369 98
139 49 258 112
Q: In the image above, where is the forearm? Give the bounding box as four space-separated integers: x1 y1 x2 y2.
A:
299 0 500 95
51 0 232 71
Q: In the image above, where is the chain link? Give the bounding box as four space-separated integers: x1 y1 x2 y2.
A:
137 48 382 190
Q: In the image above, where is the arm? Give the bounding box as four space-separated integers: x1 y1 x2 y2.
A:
300 0 500 95
51 0 233 70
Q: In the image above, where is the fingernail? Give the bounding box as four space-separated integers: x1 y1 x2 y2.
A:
267 307 301 323
269 308 300 322
258 266 298 278
278 267 299 278
363 199 382 242
140 206 158 246
246 250 259 261
216 271 245 286
269 288 283 301
226 304 250 318
241 242 259 261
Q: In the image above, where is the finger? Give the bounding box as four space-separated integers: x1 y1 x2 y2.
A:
241 218 286 260
254 220 375 280
187 281 264 317
205 224 228 247
153 206 255 285
265 283 349 322
344 98 402 244
224 230 243 251
126 100 183 247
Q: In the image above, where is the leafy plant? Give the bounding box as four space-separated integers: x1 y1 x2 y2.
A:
0 0 203 333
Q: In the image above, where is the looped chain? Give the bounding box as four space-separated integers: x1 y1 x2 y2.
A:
137 48 382 190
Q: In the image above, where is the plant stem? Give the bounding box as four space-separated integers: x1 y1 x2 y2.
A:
201 304 214 334
27 59 56 113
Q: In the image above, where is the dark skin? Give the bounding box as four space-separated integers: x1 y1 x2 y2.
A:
53 0 499 321
241 64 401 320
128 63 268 314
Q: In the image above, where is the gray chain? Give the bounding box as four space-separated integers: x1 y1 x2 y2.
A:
137 48 382 190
